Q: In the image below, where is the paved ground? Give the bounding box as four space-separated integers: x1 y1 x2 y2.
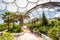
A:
15 33 39 40
14 26 45 40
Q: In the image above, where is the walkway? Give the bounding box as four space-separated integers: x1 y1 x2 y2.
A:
14 26 45 40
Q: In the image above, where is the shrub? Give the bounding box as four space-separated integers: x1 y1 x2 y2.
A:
0 32 14 40
39 26 51 34
47 26 60 40
54 20 60 26
34 28 41 34
8 25 23 33
27 23 41 34
0 24 7 31
27 24 36 30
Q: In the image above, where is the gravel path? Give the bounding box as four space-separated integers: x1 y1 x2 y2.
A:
14 26 45 40
14 32 45 40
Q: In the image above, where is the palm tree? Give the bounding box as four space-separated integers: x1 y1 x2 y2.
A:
18 13 30 27
10 13 18 28
2 12 11 31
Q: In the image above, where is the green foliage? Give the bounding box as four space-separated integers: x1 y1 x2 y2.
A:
34 28 41 34
53 20 60 26
27 20 51 34
48 21 54 27
2 12 13 31
27 19 60 40
47 26 60 40
1 12 30 32
1 12 60 40
41 12 48 26
0 23 23 33
0 24 7 31
8 25 23 33
27 23 41 30
18 13 30 26
27 22 42 34
27 24 36 30
0 32 14 40
39 26 49 34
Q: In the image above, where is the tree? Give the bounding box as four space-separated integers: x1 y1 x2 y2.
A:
2 12 11 31
41 11 48 26
10 13 18 29
18 13 30 27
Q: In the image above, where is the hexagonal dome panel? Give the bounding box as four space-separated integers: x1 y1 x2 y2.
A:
0 3 6 11
18 8 26 13
3 0 15 3
15 0 28 7
37 0 49 5
7 3 18 12
26 3 36 10
28 0 38 2
0 0 3 3
37 8 42 11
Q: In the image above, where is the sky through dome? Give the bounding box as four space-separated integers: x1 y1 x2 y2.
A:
0 0 60 23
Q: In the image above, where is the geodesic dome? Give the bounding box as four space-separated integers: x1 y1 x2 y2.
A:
0 0 60 19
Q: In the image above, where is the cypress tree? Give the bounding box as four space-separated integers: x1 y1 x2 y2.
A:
41 11 48 26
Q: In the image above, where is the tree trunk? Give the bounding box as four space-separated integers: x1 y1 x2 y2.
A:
8 16 9 31
19 22 21 28
7 22 9 31
19 20 23 29
20 21 23 28
13 21 15 29
20 18 24 27
21 21 23 26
